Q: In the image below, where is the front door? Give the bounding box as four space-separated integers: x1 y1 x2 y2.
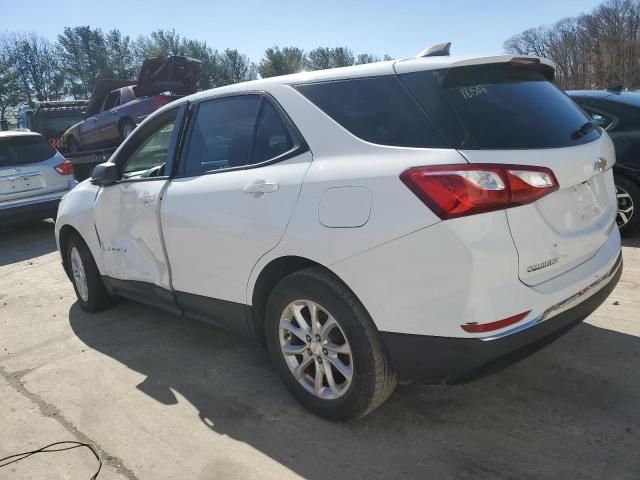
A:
93 104 187 308
160 94 311 330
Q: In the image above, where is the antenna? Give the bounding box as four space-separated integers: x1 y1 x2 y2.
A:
416 42 451 58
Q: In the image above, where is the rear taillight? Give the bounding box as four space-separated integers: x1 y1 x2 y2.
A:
400 164 558 219
55 160 74 176
152 96 170 108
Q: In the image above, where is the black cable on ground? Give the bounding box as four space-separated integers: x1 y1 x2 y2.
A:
0 441 102 479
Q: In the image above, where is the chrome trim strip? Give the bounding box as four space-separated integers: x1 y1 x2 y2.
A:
480 253 622 342
538 253 622 323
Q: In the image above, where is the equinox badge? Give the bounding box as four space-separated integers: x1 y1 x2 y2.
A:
527 257 559 272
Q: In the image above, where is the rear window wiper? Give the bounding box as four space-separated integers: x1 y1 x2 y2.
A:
571 120 600 140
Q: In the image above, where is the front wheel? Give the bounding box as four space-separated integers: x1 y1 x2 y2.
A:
66 233 115 312
265 267 396 420
120 119 136 142
615 175 640 235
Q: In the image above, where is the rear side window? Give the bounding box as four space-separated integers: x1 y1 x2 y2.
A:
0 136 56 167
251 100 295 165
401 65 600 149
295 76 448 148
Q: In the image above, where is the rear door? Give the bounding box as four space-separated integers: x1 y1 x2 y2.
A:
161 94 311 326
400 62 617 286
0 134 70 204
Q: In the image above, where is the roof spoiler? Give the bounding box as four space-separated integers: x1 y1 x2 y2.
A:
416 42 451 58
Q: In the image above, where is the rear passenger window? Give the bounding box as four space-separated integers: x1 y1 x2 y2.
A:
251 101 295 165
185 95 261 176
295 77 448 148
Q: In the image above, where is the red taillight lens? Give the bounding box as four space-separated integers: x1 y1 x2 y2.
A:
152 96 170 108
54 160 74 176
400 164 558 219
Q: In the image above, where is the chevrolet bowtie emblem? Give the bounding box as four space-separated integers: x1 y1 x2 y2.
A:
594 158 607 173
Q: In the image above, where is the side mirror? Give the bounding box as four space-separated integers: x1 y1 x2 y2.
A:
91 162 120 186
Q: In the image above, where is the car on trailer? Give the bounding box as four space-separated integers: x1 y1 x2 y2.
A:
62 56 201 153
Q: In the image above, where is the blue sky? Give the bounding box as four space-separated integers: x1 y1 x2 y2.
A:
2 0 604 61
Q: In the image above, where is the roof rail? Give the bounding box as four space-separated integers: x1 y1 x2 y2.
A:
416 42 451 58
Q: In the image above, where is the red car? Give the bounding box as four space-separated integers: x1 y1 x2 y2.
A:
62 56 201 153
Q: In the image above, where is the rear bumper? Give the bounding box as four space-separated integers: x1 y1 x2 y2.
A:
0 197 61 224
380 253 623 384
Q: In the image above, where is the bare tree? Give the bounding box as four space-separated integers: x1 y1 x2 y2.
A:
505 0 640 89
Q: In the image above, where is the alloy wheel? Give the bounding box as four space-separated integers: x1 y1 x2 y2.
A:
616 185 634 229
123 124 134 138
279 299 354 400
70 246 89 302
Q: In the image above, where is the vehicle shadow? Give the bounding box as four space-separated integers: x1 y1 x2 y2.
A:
622 231 640 248
69 302 640 479
0 220 57 266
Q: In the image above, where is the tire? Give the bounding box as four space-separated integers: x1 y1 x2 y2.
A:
265 267 396 421
614 175 640 235
67 136 80 153
66 233 115 313
119 119 136 142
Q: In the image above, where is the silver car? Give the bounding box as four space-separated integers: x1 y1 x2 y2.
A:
0 131 76 225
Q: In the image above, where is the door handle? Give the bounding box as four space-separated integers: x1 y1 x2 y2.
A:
243 181 279 195
138 191 155 204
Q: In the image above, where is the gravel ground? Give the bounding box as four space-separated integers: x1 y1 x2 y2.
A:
1 220 639 480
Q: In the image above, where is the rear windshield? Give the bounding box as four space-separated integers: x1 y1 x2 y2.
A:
0 136 57 167
400 64 600 149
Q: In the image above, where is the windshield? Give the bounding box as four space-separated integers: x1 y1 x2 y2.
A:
400 64 600 149
0 136 57 167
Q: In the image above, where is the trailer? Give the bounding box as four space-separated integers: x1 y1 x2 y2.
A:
65 148 115 182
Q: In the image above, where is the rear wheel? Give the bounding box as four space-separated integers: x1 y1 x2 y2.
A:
615 175 640 235
265 267 396 420
66 233 115 312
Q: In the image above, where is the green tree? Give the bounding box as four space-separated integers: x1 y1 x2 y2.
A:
0 55 22 121
306 47 355 70
258 46 306 78
355 53 393 64
105 29 136 80
219 49 257 85
1 32 63 105
57 26 114 98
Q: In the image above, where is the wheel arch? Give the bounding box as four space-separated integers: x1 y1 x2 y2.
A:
249 255 353 341
58 224 83 281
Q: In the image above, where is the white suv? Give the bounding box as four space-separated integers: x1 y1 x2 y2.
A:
55 53 622 420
